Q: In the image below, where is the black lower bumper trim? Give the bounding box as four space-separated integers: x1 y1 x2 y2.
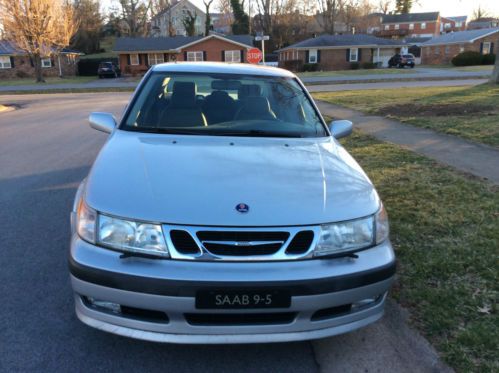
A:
69 257 395 297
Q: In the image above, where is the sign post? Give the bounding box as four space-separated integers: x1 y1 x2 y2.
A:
255 35 270 65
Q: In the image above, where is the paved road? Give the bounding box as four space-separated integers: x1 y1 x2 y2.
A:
0 93 450 372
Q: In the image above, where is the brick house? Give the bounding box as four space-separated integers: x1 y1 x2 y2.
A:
0 40 81 79
377 12 441 39
114 34 253 76
420 28 499 65
440 16 467 33
277 34 406 71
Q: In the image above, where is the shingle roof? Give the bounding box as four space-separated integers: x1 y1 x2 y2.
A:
421 27 499 46
444 16 467 23
382 12 439 24
114 34 253 52
278 34 406 51
0 40 25 55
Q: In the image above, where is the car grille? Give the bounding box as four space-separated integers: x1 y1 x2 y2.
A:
165 225 318 261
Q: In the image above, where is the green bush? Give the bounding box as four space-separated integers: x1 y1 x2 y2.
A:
361 62 377 69
350 62 360 70
451 51 486 66
481 53 496 65
302 63 319 72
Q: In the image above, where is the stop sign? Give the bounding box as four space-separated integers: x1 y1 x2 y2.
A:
247 48 263 64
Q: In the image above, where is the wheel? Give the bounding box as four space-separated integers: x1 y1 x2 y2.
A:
410 64 415 68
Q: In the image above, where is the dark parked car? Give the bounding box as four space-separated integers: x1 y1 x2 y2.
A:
98 62 121 78
388 53 415 68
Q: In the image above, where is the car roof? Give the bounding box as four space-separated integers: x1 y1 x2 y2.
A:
152 62 296 78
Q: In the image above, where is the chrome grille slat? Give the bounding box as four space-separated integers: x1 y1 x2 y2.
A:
164 225 319 261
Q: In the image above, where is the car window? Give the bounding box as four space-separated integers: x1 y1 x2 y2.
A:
122 72 328 138
402 55 413 58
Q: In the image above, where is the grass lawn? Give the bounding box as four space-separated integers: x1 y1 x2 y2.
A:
80 36 117 60
0 76 97 87
314 84 499 148
341 131 498 372
298 68 418 78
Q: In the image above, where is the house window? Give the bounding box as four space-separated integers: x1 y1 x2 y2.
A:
0 56 12 69
41 58 52 68
148 53 164 65
187 51 204 61
224 50 241 63
394 24 399 30
384 25 389 30
459 45 465 53
349 48 358 62
421 22 426 29
445 23 451 29
434 46 440 54
409 23 414 30
482 42 491 55
308 49 318 63
456 21 462 27
130 54 139 65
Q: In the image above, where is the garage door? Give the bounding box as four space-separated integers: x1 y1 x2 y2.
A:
373 48 396 67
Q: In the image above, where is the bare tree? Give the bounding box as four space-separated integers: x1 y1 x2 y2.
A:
0 0 78 83
318 0 341 34
377 0 392 14
471 5 490 21
204 0 214 36
117 0 150 36
182 10 197 36
491 36 499 84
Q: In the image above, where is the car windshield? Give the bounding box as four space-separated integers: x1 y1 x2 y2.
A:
403 55 413 58
121 72 328 138
100 63 113 67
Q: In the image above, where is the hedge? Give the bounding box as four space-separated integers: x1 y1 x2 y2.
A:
451 51 496 66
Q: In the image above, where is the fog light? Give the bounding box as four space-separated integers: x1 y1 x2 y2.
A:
351 294 383 310
85 296 121 314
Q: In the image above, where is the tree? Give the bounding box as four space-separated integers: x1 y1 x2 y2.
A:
203 0 214 36
117 0 150 36
318 0 341 34
471 5 490 21
395 0 412 14
491 37 499 84
377 0 392 14
230 0 249 34
0 0 78 83
72 0 103 54
182 10 197 36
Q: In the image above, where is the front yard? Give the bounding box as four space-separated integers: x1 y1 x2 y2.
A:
342 132 498 372
314 84 499 148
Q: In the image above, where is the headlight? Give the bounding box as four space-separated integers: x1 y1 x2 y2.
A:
314 204 389 257
75 200 169 258
98 215 169 258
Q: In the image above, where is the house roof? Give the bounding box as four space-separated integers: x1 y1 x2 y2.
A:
0 40 83 56
382 12 439 24
278 34 406 51
114 34 253 53
421 27 499 46
444 16 467 23
0 40 25 55
404 36 432 44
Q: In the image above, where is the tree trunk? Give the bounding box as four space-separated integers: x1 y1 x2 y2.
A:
34 54 45 83
491 38 499 84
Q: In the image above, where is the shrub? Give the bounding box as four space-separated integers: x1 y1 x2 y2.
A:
280 59 303 72
481 53 496 65
451 51 484 66
302 63 318 72
350 62 360 70
361 62 377 69
15 70 30 78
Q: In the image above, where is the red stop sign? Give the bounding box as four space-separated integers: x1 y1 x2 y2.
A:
247 48 263 64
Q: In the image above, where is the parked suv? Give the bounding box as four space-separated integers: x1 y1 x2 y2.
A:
98 62 121 78
69 62 395 343
388 53 415 68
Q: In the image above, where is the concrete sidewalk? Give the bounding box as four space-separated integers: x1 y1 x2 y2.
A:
317 101 499 185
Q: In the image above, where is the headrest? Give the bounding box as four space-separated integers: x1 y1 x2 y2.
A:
238 84 261 99
171 81 196 107
242 96 271 112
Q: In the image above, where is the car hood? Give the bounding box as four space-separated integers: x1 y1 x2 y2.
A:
85 130 379 226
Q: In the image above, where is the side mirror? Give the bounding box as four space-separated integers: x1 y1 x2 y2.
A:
329 120 353 139
89 112 117 134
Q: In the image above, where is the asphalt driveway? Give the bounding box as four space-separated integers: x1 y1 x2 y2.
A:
0 93 450 372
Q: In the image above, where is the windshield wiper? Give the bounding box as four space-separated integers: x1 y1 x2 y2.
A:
210 130 303 138
128 127 207 135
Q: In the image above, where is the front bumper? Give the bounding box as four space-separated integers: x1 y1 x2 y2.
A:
69 236 395 343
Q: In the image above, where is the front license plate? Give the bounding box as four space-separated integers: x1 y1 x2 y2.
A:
196 290 291 309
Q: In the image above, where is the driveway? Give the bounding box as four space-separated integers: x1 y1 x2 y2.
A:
0 93 450 372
